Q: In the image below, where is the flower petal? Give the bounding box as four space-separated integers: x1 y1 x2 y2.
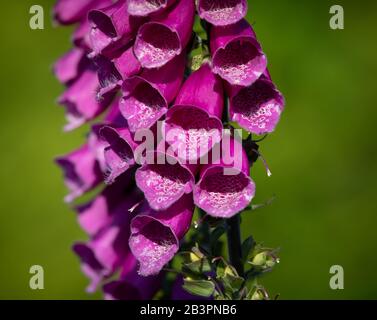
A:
197 0 247 26
127 0 176 17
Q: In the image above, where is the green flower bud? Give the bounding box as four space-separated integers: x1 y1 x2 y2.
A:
252 252 267 266
224 265 238 277
251 290 264 300
190 252 200 262
266 257 276 268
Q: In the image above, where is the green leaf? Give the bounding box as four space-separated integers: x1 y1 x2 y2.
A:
222 274 245 294
215 261 244 296
193 16 207 40
215 259 227 278
182 279 215 297
224 265 238 277
241 236 255 263
210 225 226 252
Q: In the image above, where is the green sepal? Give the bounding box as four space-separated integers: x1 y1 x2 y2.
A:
182 279 215 297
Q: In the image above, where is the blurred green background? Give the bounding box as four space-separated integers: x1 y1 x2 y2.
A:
0 0 376 299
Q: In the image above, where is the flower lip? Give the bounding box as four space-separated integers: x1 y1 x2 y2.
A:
134 22 181 68
89 9 118 38
230 78 285 135
127 0 172 17
53 48 88 85
88 11 119 56
73 243 103 271
53 0 113 25
212 34 267 86
164 104 223 162
57 68 115 132
55 157 84 198
135 150 195 211
72 243 105 293
197 0 247 26
120 76 168 132
193 165 255 218
55 144 102 203
59 101 86 132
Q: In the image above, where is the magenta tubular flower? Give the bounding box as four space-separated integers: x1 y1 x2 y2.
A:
95 47 142 98
76 172 135 235
58 66 114 131
99 125 139 184
53 48 88 84
88 97 127 172
103 259 163 300
94 55 123 98
55 144 102 203
210 19 267 86
113 46 142 79
73 19 92 50
88 124 108 173
120 53 185 132
88 0 143 57
227 74 285 134
129 193 194 276
73 188 143 292
127 0 176 17
134 0 195 68
197 0 247 26
193 137 256 218
102 95 128 125
135 145 196 211
53 0 112 25
164 63 223 162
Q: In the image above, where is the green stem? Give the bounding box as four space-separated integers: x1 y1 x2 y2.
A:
201 14 244 279
226 215 244 276
198 209 212 255
199 209 210 242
